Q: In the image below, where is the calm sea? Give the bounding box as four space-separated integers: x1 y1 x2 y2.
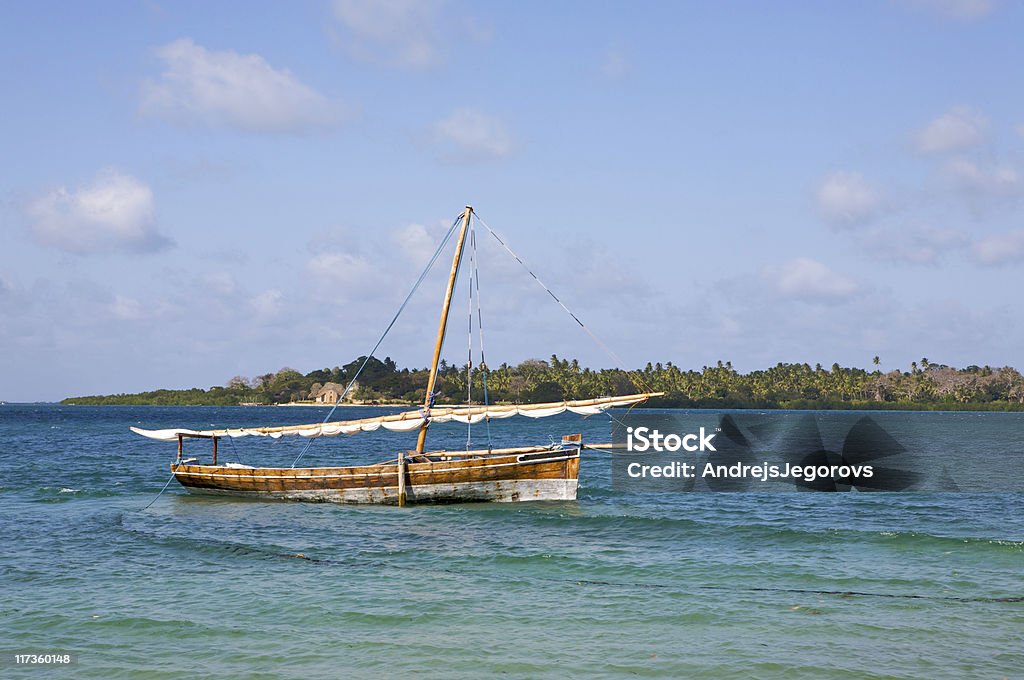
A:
1 405 1021 678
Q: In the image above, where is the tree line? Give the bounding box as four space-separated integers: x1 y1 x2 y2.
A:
62 355 1024 410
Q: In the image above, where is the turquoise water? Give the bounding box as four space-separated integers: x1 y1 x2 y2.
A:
1 405 1022 678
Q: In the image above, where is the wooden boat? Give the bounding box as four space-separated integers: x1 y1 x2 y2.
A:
132 207 661 504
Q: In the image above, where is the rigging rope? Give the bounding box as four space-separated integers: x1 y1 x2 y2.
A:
473 212 655 395
289 213 464 468
461 215 493 450
227 434 245 466
465 216 475 450
471 220 493 449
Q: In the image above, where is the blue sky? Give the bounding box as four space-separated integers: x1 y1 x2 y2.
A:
2 0 1023 401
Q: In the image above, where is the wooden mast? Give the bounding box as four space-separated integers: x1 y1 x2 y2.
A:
415 206 473 454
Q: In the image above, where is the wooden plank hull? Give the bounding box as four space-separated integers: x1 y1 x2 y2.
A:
171 446 581 504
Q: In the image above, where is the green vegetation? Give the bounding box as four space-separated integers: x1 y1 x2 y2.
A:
62 356 1024 410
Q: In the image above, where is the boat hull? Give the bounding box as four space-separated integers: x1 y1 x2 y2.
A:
170 446 580 504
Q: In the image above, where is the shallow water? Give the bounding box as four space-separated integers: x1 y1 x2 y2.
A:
1 405 1021 678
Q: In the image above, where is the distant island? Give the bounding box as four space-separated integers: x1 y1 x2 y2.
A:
61 355 1024 411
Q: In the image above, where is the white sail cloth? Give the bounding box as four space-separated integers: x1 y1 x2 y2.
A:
129 393 658 442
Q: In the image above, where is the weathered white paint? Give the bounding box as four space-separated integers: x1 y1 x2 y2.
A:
182 478 578 504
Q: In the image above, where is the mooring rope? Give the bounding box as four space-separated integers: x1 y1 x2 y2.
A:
140 465 180 511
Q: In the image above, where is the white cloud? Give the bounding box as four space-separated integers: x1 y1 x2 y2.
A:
391 222 439 266
331 0 442 69
904 0 996 20
248 289 284 318
972 230 1024 265
1017 123 1024 139
860 224 968 264
462 16 493 44
945 158 1022 201
602 47 628 80
307 252 374 287
764 258 859 302
25 170 171 254
201 271 239 296
915 106 987 153
817 171 880 226
432 108 515 162
110 295 147 320
141 38 342 134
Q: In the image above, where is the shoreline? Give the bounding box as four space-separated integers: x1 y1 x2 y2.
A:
46 400 1024 412
275 400 413 407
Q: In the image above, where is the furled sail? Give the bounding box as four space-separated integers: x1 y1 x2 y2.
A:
130 392 662 441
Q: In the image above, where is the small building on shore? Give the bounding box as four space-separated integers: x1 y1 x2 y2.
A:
310 381 359 404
